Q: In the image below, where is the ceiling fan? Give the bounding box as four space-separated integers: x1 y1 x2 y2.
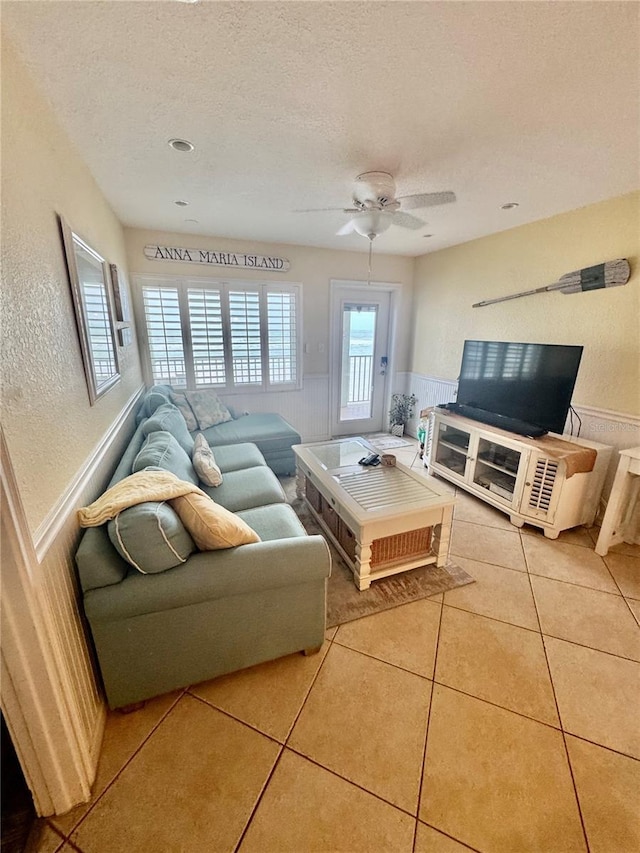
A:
297 171 456 241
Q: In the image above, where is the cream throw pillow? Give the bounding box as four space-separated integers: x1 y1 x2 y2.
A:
170 493 260 550
192 433 223 487
186 390 232 429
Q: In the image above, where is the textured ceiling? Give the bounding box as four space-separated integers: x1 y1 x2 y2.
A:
4 1 639 256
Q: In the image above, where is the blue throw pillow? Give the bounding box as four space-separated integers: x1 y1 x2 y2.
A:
108 501 195 574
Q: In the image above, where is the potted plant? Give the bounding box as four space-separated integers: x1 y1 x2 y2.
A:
388 393 417 436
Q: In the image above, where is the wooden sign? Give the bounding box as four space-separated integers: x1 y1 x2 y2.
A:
144 245 290 272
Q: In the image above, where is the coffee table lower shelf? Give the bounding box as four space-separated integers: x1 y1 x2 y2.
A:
302 476 451 590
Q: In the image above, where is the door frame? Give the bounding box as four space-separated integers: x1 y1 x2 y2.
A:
1 429 97 815
329 280 402 437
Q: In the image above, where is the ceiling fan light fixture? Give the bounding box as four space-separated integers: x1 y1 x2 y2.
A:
351 211 392 239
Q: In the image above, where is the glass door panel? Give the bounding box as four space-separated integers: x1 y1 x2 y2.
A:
434 423 470 477
331 286 391 436
473 438 521 503
339 304 376 422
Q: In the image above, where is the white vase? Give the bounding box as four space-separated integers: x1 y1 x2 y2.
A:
390 424 404 437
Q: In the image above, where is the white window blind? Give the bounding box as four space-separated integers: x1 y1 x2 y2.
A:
136 277 301 392
188 288 225 386
141 285 186 385
267 291 297 384
229 290 262 385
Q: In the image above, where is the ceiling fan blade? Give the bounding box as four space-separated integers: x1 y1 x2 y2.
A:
398 191 457 210
336 219 357 236
392 211 426 230
293 207 345 213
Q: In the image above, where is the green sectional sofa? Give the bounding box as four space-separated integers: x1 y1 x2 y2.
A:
137 384 301 475
76 393 330 709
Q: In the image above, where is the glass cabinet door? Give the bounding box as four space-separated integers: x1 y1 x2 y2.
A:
472 438 521 504
434 422 471 478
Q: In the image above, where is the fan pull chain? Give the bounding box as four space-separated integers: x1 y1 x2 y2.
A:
367 236 373 285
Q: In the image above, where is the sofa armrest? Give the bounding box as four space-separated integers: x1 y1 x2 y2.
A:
84 535 331 623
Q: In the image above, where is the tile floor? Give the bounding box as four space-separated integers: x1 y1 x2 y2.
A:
30 440 640 853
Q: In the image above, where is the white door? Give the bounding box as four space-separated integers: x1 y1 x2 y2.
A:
330 285 391 436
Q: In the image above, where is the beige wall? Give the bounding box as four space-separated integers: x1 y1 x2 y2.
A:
124 228 415 377
1 38 144 533
411 192 640 415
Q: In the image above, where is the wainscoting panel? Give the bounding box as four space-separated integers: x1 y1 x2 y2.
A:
33 393 144 784
401 372 458 438
3 388 144 814
570 406 640 502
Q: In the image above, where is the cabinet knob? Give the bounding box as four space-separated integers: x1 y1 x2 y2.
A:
525 482 531 487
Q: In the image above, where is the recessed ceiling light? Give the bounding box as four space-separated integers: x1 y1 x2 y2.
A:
423 234 433 238
168 138 194 152
175 200 189 207
176 0 200 5
185 219 199 224
501 202 519 210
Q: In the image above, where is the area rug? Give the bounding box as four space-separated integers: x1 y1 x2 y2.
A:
281 478 474 628
365 433 412 451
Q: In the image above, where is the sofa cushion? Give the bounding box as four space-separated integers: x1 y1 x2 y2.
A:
169 390 198 432
136 385 173 422
236 503 308 541
192 433 223 487
200 413 300 453
142 403 194 454
187 390 232 429
201 467 286 512
76 526 130 591
170 493 260 550
108 502 196 574
212 443 266 473
133 431 198 485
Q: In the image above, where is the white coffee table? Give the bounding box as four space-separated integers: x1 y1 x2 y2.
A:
293 437 455 590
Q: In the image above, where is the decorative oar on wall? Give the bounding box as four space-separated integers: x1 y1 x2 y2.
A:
473 259 631 308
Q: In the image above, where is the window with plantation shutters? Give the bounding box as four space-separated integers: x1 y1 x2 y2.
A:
188 287 225 386
141 285 186 385
135 276 301 393
267 291 297 384
229 290 262 385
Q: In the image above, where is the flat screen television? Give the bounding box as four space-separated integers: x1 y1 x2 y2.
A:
454 340 583 435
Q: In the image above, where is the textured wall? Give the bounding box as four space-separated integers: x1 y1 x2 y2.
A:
124 228 415 377
1 38 144 533
411 193 640 415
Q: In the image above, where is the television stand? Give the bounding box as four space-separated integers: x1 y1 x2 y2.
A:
425 409 612 538
440 403 547 437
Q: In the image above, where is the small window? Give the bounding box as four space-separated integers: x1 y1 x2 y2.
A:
141 285 186 385
229 290 262 385
188 287 225 386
